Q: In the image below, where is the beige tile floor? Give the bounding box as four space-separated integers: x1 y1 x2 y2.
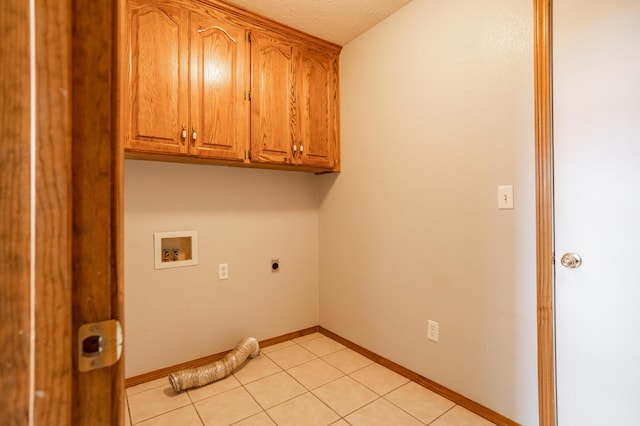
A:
125 333 496 426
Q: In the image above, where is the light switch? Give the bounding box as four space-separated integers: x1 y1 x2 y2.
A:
498 185 514 209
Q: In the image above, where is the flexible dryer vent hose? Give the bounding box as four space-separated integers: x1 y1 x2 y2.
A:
168 337 260 393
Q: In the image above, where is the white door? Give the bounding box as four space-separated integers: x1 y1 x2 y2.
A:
553 0 640 424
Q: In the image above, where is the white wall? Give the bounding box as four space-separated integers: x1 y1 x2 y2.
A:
318 0 538 424
124 160 320 377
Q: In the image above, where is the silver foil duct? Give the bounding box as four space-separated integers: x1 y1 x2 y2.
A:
168 337 260 393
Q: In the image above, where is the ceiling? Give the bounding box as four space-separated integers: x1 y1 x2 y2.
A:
222 0 414 46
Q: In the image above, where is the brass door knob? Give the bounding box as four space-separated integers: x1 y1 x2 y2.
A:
560 253 582 269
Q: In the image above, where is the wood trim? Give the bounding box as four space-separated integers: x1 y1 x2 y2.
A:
71 0 124 424
126 326 516 425
125 327 320 387
127 0 341 53
125 150 337 174
33 1 75 424
534 0 556 425
1 1 33 424
258 326 321 348
113 0 127 421
192 0 342 53
319 328 519 426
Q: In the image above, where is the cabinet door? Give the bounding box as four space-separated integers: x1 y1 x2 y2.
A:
250 32 296 165
127 1 188 154
296 47 339 170
190 13 249 160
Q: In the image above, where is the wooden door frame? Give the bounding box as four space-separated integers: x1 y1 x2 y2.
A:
72 0 124 423
1 1 36 423
1 0 123 424
534 0 555 425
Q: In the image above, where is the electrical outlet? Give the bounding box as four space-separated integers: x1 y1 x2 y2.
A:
427 320 439 342
218 263 229 280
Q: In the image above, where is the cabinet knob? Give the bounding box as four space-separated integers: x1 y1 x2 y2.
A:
192 127 197 144
181 125 187 144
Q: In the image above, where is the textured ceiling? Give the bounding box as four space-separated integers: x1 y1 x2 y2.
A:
222 0 414 46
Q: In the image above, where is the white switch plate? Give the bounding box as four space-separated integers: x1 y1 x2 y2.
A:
497 185 514 209
218 263 229 280
427 320 439 342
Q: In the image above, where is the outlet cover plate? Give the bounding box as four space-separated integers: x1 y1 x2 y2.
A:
218 263 229 280
427 320 439 342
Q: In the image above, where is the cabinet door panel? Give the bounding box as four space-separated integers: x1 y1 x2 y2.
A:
297 48 338 169
251 33 295 164
191 15 248 160
127 2 188 153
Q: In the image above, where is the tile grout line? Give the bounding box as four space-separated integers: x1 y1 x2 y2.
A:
290 341 381 423
234 347 290 424
184 384 206 426
380 392 430 425
426 404 458 425
279 362 344 422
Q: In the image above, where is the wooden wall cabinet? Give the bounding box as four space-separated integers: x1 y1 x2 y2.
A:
295 45 340 170
125 2 188 155
249 31 295 166
125 0 248 162
250 33 339 170
122 0 341 173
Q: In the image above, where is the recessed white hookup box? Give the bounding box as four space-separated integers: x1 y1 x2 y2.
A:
154 230 198 269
